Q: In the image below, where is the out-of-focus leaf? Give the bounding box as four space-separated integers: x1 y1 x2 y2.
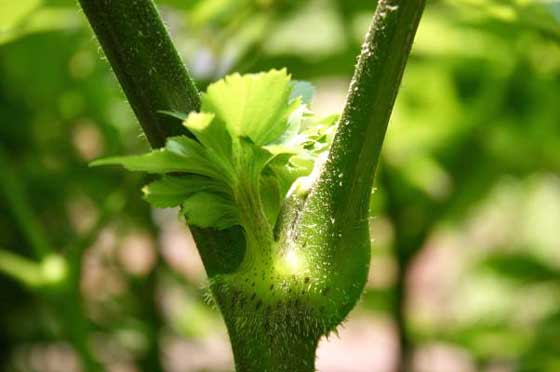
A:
519 311 560 371
432 322 533 360
478 252 560 284
445 0 560 43
0 4 79 45
0 0 42 31
264 0 346 57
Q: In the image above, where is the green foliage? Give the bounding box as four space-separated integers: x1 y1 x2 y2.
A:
2 0 560 371
0 0 79 44
479 252 560 284
93 69 336 233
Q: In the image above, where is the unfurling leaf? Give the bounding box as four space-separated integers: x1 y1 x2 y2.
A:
182 192 239 229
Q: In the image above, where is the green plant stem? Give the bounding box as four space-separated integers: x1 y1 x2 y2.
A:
0 149 51 259
61 194 123 371
0 249 42 287
0 148 102 369
78 1 427 370
60 241 102 372
306 0 426 225
76 2 241 369
65 189 125 264
50 289 103 372
78 0 239 277
221 3 426 369
226 321 318 372
0 247 101 371
77 0 199 148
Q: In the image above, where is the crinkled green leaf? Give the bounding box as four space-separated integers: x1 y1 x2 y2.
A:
201 69 295 145
260 172 283 227
93 70 337 232
143 175 226 208
165 136 230 181
275 98 306 145
235 138 275 187
182 192 239 229
182 112 233 167
90 150 195 174
91 137 227 180
263 144 299 156
269 158 313 197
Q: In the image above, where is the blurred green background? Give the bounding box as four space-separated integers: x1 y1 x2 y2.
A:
1 0 560 371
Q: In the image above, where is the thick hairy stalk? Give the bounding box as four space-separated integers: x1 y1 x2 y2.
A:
303 0 426 232
212 1 426 370
77 0 241 276
79 0 426 370
77 0 199 148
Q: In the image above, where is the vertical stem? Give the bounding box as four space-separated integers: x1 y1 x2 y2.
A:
0 149 51 258
77 1 429 370
383 168 431 372
77 0 200 148
225 319 318 372
55 294 103 372
394 247 413 372
77 0 238 277
75 3 243 368
305 0 426 225
130 262 164 372
392 232 428 372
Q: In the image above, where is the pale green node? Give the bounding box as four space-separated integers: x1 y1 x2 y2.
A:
41 254 68 286
276 248 306 276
